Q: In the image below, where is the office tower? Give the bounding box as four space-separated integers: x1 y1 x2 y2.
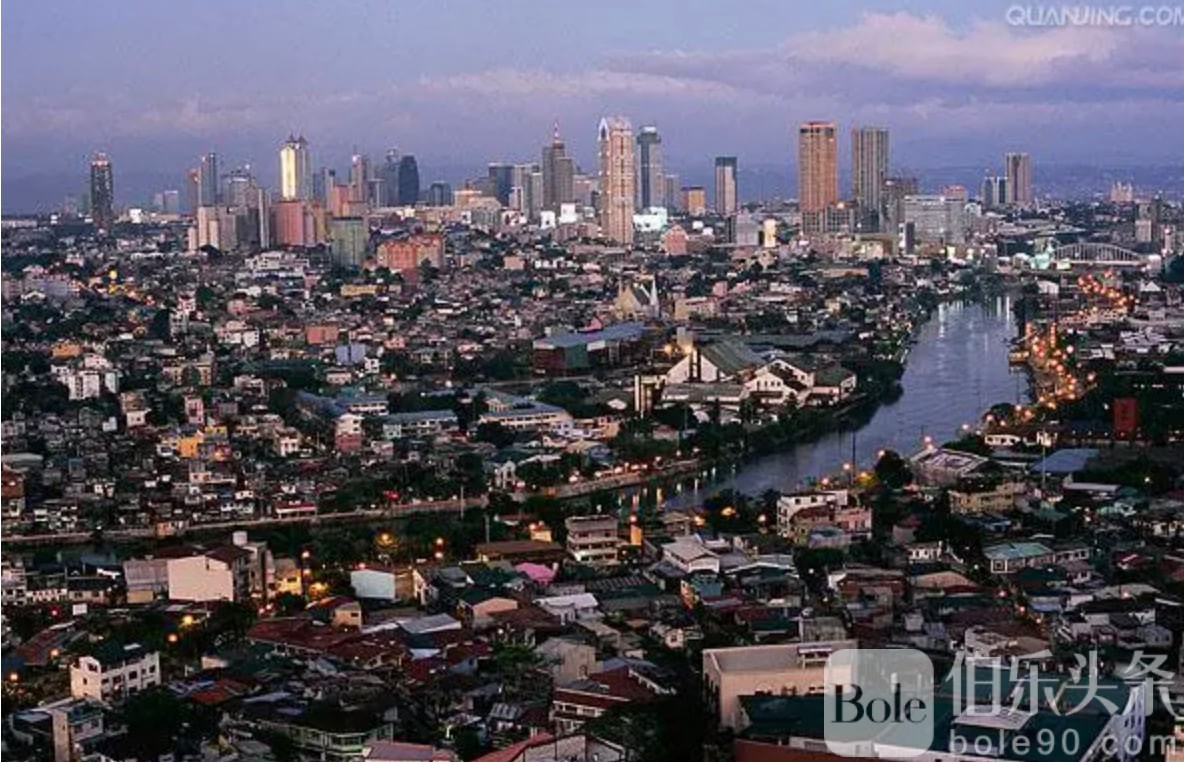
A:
223 165 255 208
198 152 219 206
161 190 180 215
380 150 400 206
636 125 662 209
329 217 368 268
397 156 420 205
572 174 594 208
315 167 336 205
255 188 270 249
851 126 889 216
797 121 838 213
185 169 200 215
526 170 544 219
89 152 114 232
663 174 680 211
349 154 370 204
903 195 967 244
279 135 311 201
714 156 738 215
979 175 1007 210
682 186 707 216
597 116 635 245
427 181 453 207
542 123 575 209
881 175 919 230
488 163 515 206
1004 152 1033 206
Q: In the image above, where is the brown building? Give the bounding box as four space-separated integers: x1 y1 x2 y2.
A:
374 234 445 272
682 186 707 216
798 121 838 214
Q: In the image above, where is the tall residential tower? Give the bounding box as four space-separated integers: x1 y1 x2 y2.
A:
1004 152 1033 207
89 153 114 232
851 126 889 223
597 116 635 245
797 121 838 214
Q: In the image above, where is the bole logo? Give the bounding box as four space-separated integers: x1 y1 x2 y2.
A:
824 648 935 758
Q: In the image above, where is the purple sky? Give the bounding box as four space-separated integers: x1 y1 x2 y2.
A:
3 0 1182 210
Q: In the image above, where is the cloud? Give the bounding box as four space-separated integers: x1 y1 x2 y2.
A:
3 11 1180 171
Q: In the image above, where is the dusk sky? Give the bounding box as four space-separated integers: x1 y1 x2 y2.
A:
3 0 1182 210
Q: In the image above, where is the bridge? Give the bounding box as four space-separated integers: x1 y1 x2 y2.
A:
1051 242 1147 267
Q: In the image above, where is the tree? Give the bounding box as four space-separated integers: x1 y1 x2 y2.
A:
874 450 913 490
475 421 516 449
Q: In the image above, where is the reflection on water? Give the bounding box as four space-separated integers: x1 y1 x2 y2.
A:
653 299 1026 507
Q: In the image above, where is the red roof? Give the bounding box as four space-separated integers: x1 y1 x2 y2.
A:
471 733 556 762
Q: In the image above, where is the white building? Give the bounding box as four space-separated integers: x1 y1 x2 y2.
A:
69 644 160 703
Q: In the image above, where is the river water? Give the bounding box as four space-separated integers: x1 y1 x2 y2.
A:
655 298 1027 507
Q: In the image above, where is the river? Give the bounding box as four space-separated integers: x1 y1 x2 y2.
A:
653 298 1027 507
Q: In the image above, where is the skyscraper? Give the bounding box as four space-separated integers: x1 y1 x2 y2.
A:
223 165 256 207
349 154 370 204
597 116 635 245
89 152 114 232
798 122 838 214
488 163 515 206
397 156 420 205
636 125 662 210
881 175 919 231
1004 152 1033 207
198 152 219 206
380 150 400 206
714 156 738 215
663 174 680 211
185 168 200 215
279 135 311 201
980 175 1008 210
427 181 453 207
541 123 574 209
851 126 889 217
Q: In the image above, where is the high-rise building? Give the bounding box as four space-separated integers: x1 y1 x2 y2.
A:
542 123 575 209
427 181 453 207
380 150 400 206
89 153 114 232
161 189 180 215
636 125 662 210
597 116 635 245
222 165 255 208
329 217 369 268
797 121 838 214
525 169 544 219
397 156 420 205
279 135 311 201
903 195 967 244
488 163 515 206
881 175 919 230
663 174 680 211
1004 152 1033 207
682 186 707 217
198 152 219 207
185 168 200 215
851 126 889 218
349 154 370 204
714 156 738 215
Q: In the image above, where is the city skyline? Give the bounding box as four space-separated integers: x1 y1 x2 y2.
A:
4 1 1184 211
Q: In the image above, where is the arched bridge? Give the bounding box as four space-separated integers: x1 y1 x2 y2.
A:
1052 242 1147 267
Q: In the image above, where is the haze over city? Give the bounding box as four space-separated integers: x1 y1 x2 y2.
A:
3 0 1184 211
